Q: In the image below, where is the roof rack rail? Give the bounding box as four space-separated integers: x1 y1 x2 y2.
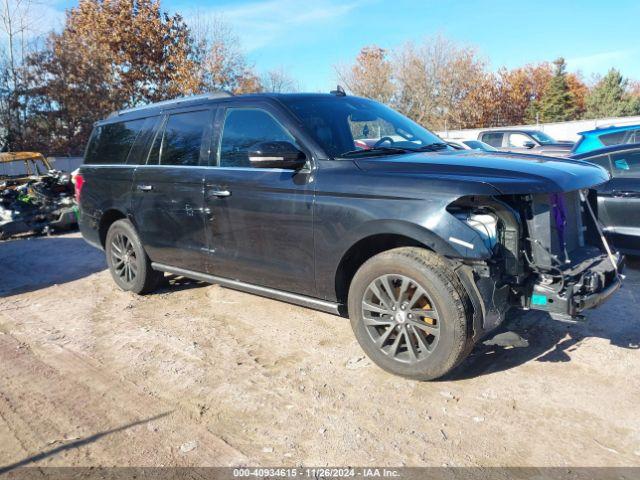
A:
108 91 233 118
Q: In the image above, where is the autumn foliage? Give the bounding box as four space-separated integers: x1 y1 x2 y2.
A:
1 0 275 155
338 40 640 132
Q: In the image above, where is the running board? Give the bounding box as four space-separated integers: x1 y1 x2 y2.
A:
151 263 342 316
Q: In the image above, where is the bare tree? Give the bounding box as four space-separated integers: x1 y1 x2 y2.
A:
393 36 489 130
0 0 36 149
193 14 261 94
261 67 298 93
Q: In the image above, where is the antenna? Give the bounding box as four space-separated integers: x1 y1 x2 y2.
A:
330 85 346 96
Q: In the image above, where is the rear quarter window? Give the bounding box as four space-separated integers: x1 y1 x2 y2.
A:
84 119 146 165
599 131 627 146
582 154 611 172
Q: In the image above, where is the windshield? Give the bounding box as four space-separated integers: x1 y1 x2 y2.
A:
280 96 445 158
463 140 497 151
530 131 556 145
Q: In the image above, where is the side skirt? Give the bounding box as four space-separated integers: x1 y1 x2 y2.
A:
151 263 342 316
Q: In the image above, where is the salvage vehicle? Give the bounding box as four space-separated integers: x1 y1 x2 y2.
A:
78 91 623 380
0 152 53 185
571 143 640 255
478 129 574 156
0 152 77 239
572 124 640 154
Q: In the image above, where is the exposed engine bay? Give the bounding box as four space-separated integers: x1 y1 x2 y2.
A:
448 189 623 335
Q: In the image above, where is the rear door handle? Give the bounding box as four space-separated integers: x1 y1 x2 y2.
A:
208 190 231 198
137 184 153 192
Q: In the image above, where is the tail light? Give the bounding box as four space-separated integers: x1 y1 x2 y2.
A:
74 173 84 204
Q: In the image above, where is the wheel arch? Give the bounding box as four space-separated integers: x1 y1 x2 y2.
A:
332 221 459 306
98 209 127 248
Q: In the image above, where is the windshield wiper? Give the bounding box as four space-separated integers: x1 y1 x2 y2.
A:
413 142 449 152
339 146 417 158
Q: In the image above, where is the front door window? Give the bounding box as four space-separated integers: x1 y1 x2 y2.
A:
219 108 300 168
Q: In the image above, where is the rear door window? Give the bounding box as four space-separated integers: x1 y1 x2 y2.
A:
610 150 640 177
126 116 160 165
84 119 146 165
147 110 210 166
481 132 504 147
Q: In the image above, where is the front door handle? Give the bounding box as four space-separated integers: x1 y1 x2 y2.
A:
208 190 231 198
137 184 153 192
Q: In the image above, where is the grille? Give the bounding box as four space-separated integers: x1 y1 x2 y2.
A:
527 191 584 268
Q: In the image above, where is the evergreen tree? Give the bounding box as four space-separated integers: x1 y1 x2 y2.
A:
584 69 640 119
538 58 576 122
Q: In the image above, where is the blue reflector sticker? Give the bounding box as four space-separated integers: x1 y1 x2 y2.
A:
531 294 548 306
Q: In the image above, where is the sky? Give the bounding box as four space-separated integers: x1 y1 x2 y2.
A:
42 0 640 91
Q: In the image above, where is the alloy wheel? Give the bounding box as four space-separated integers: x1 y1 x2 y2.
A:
362 274 440 363
110 232 138 284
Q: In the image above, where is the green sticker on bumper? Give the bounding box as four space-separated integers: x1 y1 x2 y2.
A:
531 294 548 306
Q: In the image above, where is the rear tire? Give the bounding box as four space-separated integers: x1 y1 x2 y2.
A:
105 219 163 294
347 247 474 381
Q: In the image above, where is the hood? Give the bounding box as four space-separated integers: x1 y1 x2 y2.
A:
355 150 609 194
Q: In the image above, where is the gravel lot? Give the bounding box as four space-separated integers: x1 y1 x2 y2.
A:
1 233 639 469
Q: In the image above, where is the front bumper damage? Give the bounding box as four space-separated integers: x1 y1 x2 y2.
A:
525 249 624 320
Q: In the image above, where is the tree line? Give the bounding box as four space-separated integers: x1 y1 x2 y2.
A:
337 37 640 132
1 1 639 156
0 0 296 155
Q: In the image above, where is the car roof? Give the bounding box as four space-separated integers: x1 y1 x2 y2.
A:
577 124 640 136
570 142 640 159
479 129 542 134
0 152 48 164
101 92 355 125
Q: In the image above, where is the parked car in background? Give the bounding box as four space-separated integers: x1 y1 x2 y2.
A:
478 129 574 156
446 139 497 152
78 91 622 381
572 124 640 155
571 143 640 255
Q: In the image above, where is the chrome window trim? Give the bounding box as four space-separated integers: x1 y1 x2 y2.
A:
81 163 298 173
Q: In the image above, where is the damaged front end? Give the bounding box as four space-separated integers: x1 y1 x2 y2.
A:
514 190 622 321
447 189 622 337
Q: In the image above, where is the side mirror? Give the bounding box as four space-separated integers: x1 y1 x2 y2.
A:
523 141 536 149
248 141 307 169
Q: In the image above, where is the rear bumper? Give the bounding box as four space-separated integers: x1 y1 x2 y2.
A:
527 252 624 319
78 210 103 250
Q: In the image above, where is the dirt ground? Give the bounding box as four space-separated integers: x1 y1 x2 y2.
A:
0 232 639 469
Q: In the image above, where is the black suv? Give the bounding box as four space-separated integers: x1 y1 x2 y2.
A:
78 92 623 380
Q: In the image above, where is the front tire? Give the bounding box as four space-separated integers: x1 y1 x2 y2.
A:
347 247 474 381
105 219 163 294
